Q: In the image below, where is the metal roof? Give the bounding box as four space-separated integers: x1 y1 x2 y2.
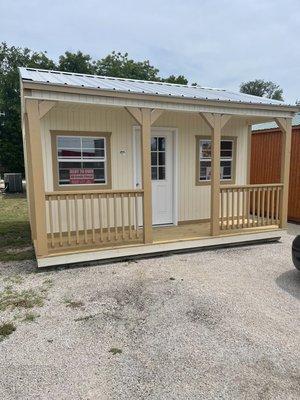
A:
252 113 300 131
19 67 294 108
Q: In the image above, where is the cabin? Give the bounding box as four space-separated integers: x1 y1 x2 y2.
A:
19 68 299 267
251 114 300 222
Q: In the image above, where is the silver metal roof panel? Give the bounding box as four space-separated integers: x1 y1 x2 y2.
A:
19 67 293 107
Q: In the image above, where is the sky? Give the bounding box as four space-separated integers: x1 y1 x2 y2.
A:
1 0 300 104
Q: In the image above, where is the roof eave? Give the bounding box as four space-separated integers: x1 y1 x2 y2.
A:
21 80 300 114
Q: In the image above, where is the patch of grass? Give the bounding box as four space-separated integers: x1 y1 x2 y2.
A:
3 274 23 285
0 322 16 341
109 347 122 355
64 298 84 309
22 312 40 323
0 249 35 262
0 288 44 311
0 194 32 250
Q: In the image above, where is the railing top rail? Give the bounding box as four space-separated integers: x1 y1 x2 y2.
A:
220 183 283 190
45 189 144 196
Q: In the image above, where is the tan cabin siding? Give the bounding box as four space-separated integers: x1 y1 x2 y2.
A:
41 105 248 226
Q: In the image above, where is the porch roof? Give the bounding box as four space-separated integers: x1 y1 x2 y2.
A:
19 67 294 109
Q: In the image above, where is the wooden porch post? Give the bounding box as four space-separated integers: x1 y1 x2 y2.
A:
275 117 292 228
200 113 231 236
25 99 55 257
125 107 163 244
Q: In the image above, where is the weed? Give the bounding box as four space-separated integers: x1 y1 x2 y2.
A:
63 298 84 309
0 288 44 311
0 323 16 341
23 312 40 323
109 347 122 355
3 274 23 285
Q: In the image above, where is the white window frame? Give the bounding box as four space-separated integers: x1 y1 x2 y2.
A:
57 135 107 186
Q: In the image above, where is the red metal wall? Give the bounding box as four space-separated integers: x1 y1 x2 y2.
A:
251 127 300 222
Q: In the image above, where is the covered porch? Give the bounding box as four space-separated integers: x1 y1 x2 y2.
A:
19 68 296 267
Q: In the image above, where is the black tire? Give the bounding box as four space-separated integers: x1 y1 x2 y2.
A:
292 235 300 271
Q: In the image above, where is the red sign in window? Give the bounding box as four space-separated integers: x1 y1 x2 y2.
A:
69 168 94 184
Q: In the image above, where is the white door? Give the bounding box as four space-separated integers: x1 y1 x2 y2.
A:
134 129 174 225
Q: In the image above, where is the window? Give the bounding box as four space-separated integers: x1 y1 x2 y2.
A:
51 132 111 190
151 136 166 180
196 136 236 184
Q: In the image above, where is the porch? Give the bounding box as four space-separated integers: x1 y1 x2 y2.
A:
43 183 284 261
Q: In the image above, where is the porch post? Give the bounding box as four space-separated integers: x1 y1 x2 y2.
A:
210 115 222 236
140 108 153 243
125 107 163 244
200 113 231 236
275 117 292 228
25 99 49 257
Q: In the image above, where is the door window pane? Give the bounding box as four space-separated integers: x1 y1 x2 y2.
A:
151 136 166 181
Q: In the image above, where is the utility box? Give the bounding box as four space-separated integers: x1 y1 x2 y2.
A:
4 173 23 193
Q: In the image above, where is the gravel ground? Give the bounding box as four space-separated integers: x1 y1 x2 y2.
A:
0 225 299 400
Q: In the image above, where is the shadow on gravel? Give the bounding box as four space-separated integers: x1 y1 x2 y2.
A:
276 269 300 300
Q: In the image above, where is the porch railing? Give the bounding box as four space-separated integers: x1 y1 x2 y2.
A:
45 189 144 250
220 184 283 231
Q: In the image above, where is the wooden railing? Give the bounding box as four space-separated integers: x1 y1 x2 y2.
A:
220 184 283 231
45 189 144 250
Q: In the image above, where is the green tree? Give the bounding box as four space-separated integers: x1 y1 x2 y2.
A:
240 79 283 101
58 51 95 74
163 74 188 85
95 51 160 81
0 42 55 174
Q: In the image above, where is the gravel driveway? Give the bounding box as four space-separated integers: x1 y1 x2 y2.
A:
0 226 299 400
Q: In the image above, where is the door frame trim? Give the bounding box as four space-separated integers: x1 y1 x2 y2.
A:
132 126 178 226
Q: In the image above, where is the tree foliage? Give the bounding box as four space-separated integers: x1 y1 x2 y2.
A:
240 79 284 101
0 42 55 174
58 51 95 74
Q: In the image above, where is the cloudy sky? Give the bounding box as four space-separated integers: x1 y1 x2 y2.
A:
1 0 299 103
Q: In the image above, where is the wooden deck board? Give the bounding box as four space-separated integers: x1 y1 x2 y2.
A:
47 220 280 256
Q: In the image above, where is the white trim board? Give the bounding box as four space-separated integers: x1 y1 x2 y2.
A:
37 229 284 267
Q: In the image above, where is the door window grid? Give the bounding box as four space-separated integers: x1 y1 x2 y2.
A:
57 136 107 185
151 136 166 180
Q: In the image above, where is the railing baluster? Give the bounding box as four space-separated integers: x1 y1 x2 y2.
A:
237 188 240 229
220 189 224 230
257 188 261 226
121 194 125 239
98 194 103 242
261 188 265 226
58 195 63 246
48 196 54 248
226 189 230 229
266 188 270 226
66 195 71 246
106 194 111 241
135 193 139 238
276 187 280 225
128 193 132 239
83 194 87 244
231 189 235 229
114 193 118 241
75 194 79 244
271 187 275 225
91 194 95 243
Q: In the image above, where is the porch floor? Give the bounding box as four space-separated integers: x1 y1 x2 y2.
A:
153 220 279 242
46 220 280 257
